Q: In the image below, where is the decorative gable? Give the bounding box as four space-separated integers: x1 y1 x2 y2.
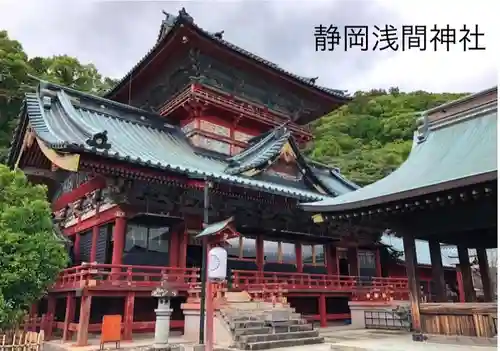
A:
225 125 338 195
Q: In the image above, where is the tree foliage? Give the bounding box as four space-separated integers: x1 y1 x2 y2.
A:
0 165 67 328
0 30 118 160
306 89 467 185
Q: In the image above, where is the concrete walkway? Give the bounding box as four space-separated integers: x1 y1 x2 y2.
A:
45 328 497 351
321 328 496 351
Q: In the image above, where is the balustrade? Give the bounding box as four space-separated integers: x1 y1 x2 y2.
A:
52 265 409 298
52 263 200 290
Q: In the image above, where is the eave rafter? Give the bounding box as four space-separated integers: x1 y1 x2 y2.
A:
327 184 495 222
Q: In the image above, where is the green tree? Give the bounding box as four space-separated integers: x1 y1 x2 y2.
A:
0 30 118 162
307 89 467 185
0 165 67 328
0 31 32 160
36 55 118 95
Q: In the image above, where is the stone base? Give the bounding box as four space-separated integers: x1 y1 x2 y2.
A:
181 304 233 347
348 301 409 329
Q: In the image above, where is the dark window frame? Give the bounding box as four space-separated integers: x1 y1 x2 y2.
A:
124 223 170 254
302 244 326 266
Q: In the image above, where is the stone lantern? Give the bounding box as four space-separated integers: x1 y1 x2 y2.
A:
151 280 178 350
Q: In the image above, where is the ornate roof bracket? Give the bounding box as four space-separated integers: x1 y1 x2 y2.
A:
54 90 111 150
415 113 429 144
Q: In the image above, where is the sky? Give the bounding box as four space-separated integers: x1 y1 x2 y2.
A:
0 0 497 95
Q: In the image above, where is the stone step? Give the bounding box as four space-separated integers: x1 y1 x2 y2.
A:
231 320 266 329
274 323 313 333
242 336 325 350
234 327 272 336
234 323 313 337
231 318 307 330
224 291 252 302
237 330 319 345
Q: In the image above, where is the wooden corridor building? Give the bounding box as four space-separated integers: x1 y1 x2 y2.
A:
302 87 498 340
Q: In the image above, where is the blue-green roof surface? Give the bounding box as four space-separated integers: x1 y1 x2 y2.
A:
196 217 234 238
301 94 498 212
225 124 357 196
19 81 354 202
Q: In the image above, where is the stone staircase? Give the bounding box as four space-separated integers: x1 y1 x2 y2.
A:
219 292 324 350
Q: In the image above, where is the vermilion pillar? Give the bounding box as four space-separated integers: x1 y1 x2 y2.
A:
295 243 303 273
74 233 81 263
89 226 99 262
75 295 92 346
46 295 56 340
123 292 135 341
347 248 359 276
326 244 338 275
375 247 382 277
256 234 264 271
62 292 76 342
178 227 188 268
111 212 127 267
169 226 180 267
319 294 327 328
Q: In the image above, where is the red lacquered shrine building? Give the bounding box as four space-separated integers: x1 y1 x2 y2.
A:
8 8 436 345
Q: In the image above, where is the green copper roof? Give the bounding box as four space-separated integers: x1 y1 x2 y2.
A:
196 217 234 238
301 93 498 212
225 124 357 196
15 81 354 202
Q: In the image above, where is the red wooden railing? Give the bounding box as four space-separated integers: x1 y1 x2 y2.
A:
231 270 409 296
52 263 200 290
51 264 409 299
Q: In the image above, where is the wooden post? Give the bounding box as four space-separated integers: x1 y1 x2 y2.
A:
256 234 264 272
206 281 214 351
178 226 188 268
318 294 327 328
375 247 382 277
476 247 493 302
74 233 81 263
327 244 338 275
169 227 180 267
428 239 447 302
456 266 465 302
347 248 359 276
402 232 422 339
457 245 476 302
111 213 127 273
62 292 76 342
295 243 303 273
75 295 92 346
89 226 99 262
46 295 56 341
123 292 135 341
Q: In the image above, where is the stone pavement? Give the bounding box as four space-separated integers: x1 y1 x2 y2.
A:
44 328 497 351
321 328 497 351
